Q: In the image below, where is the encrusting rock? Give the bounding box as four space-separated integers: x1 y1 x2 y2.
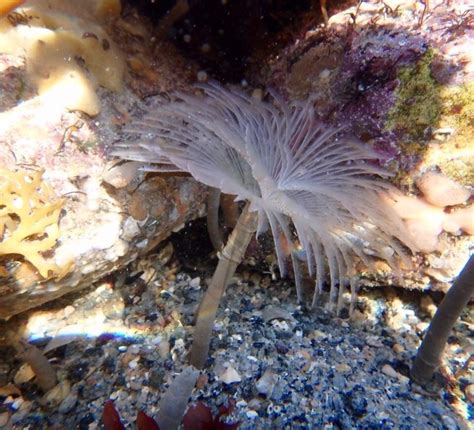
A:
266 0 473 291
416 171 471 208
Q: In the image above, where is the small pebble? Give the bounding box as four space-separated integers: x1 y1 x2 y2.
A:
246 410 259 419
255 369 278 397
441 414 459 430
366 336 383 347
128 358 139 369
189 277 201 288
40 380 71 408
416 322 430 333
420 295 437 317
335 363 352 374
271 320 291 332
220 365 242 384
247 398 262 410
58 391 78 414
128 345 140 355
158 340 170 358
63 305 75 318
262 305 295 323
392 343 405 354
14 364 35 385
382 364 409 384
10 397 23 411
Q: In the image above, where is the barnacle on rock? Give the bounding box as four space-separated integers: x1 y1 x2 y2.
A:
0 167 69 278
114 82 418 310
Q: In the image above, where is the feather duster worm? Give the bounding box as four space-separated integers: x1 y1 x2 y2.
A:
113 82 417 313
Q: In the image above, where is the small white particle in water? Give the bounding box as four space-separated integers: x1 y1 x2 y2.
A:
251 88 263 101
197 70 208 82
201 43 211 53
183 34 191 43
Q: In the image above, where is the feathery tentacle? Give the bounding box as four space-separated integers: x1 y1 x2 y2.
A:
112 82 417 313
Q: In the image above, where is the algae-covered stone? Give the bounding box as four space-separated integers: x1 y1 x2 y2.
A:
386 49 441 139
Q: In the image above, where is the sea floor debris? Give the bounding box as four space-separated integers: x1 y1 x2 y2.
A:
0 242 471 429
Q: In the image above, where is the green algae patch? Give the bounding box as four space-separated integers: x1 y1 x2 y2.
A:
422 136 474 187
387 51 473 188
439 82 474 133
421 82 474 186
386 50 441 140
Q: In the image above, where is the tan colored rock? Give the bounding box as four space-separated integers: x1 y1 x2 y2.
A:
40 380 71 408
14 364 35 385
0 1 204 319
382 364 410 384
420 295 437 318
387 193 472 253
220 364 242 385
392 343 405 354
255 369 278 397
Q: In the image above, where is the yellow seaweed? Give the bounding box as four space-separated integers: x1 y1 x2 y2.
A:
0 167 70 278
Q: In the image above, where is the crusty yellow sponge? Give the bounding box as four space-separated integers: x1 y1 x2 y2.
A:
0 0 124 115
0 168 70 278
